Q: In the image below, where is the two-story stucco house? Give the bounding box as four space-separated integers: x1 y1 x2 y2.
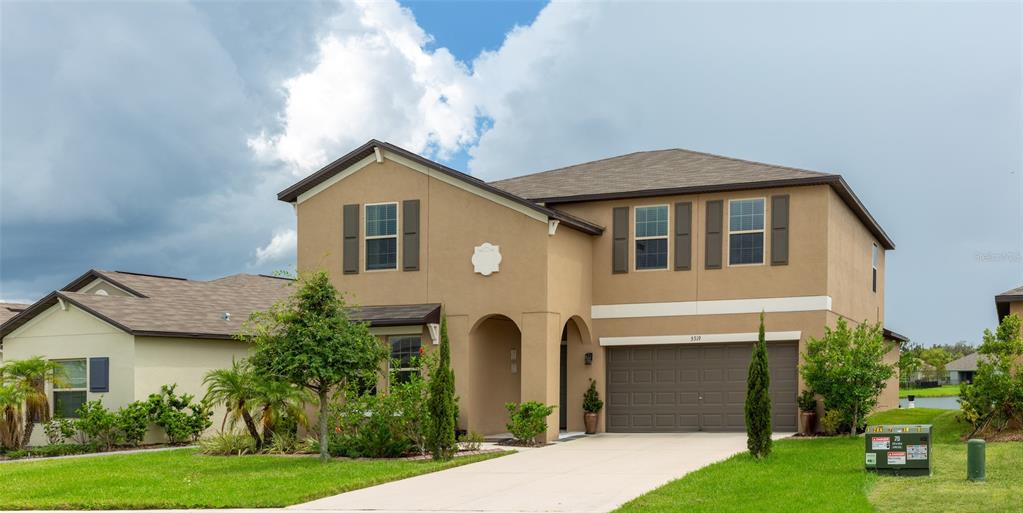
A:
279 139 902 441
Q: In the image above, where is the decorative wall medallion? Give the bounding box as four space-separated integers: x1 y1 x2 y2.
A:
472 243 502 276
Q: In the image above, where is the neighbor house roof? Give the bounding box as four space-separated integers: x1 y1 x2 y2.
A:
882 328 909 344
0 270 442 340
946 352 986 372
276 140 603 236
0 302 30 325
489 148 894 249
995 284 1023 320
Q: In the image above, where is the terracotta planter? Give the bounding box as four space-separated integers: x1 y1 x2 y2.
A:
584 412 598 434
799 411 817 435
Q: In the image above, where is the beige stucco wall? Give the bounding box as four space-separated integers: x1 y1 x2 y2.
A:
2 303 136 446
133 336 252 440
826 187 885 325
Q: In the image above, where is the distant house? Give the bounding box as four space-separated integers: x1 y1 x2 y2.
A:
995 284 1023 329
946 353 985 385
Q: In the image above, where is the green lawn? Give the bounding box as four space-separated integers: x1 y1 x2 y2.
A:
0 449 508 510
899 384 961 397
615 408 1021 513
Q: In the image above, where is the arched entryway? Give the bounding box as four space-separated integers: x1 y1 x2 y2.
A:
560 315 597 433
469 314 522 436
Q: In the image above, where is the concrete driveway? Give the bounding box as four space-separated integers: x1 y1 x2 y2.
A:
291 432 772 513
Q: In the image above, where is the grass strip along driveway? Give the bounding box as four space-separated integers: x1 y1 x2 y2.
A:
0 449 508 510
615 408 1021 513
899 384 961 397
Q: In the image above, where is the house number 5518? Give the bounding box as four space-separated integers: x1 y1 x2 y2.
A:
690 335 702 342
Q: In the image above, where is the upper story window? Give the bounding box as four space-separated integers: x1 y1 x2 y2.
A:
728 198 765 266
365 203 398 271
635 205 668 270
389 335 422 384
872 243 878 292
53 358 87 418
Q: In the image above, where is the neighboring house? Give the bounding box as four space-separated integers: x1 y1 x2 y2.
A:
0 269 429 446
946 352 985 385
278 139 903 440
995 284 1023 330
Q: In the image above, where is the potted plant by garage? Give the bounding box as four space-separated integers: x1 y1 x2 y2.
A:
797 390 818 436
582 379 604 434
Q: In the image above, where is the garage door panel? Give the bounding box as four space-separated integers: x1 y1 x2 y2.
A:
607 342 798 432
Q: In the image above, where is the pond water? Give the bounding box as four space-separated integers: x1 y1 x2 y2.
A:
898 396 960 410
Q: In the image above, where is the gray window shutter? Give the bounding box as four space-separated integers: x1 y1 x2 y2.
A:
402 200 420 271
674 202 692 271
771 195 790 266
612 207 629 274
89 357 109 393
343 204 360 274
705 200 723 269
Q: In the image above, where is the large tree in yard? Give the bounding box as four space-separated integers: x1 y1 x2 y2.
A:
800 318 894 435
745 312 772 458
243 271 387 461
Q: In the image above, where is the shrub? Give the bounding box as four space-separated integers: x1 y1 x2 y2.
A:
583 379 603 414
75 400 120 449
198 432 257 456
264 431 298 454
745 312 772 459
427 315 458 460
799 318 894 435
5 443 99 459
390 350 434 455
819 409 843 436
116 401 151 446
797 390 817 412
146 384 213 444
330 388 411 458
505 401 555 445
457 431 484 452
43 416 75 445
960 314 1023 436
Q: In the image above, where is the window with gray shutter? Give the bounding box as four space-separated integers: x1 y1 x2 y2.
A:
771 195 789 266
705 200 723 269
612 207 629 274
674 202 692 270
89 357 109 393
402 200 420 271
343 204 360 274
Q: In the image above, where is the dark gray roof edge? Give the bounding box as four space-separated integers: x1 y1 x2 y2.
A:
995 292 1023 320
61 269 149 298
535 174 895 250
276 140 604 236
882 328 909 343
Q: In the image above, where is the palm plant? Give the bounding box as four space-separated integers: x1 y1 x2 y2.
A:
203 359 263 449
1 356 67 448
0 382 28 450
252 378 311 441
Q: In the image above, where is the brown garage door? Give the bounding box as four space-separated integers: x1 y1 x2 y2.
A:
606 342 798 432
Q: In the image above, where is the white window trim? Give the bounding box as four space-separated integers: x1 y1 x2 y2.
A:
364 201 399 272
52 358 88 418
726 197 767 267
633 204 670 271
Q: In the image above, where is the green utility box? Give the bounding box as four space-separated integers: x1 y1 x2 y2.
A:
865 424 932 476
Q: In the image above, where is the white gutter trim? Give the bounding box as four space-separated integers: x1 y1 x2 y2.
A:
600 331 803 346
592 296 832 319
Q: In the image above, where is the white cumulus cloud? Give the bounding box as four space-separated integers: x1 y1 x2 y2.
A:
255 229 297 265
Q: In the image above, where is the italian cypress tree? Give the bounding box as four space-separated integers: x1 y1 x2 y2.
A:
427 315 457 460
745 311 772 458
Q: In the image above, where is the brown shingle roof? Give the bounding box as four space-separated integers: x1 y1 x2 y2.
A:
0 270 442 340
488 148 894 249
0 303 30 325
489 149 831 201
946 352 986 372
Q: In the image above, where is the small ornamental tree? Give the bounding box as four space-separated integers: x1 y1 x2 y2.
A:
960 314 1023 436
243 271 387 461
745 311 772 458
800 318 894 435
427 315 457 460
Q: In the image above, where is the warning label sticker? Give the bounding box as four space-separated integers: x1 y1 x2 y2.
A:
908 445 928 461
871 437 890 450
865 453 877 466
887 451 907 465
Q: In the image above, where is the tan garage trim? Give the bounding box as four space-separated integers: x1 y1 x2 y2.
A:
592 295 832 319
600 331 802 346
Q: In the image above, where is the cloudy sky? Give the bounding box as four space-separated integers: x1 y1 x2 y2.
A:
1 1 1020 346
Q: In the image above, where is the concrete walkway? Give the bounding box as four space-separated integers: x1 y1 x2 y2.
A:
291 432 777 513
